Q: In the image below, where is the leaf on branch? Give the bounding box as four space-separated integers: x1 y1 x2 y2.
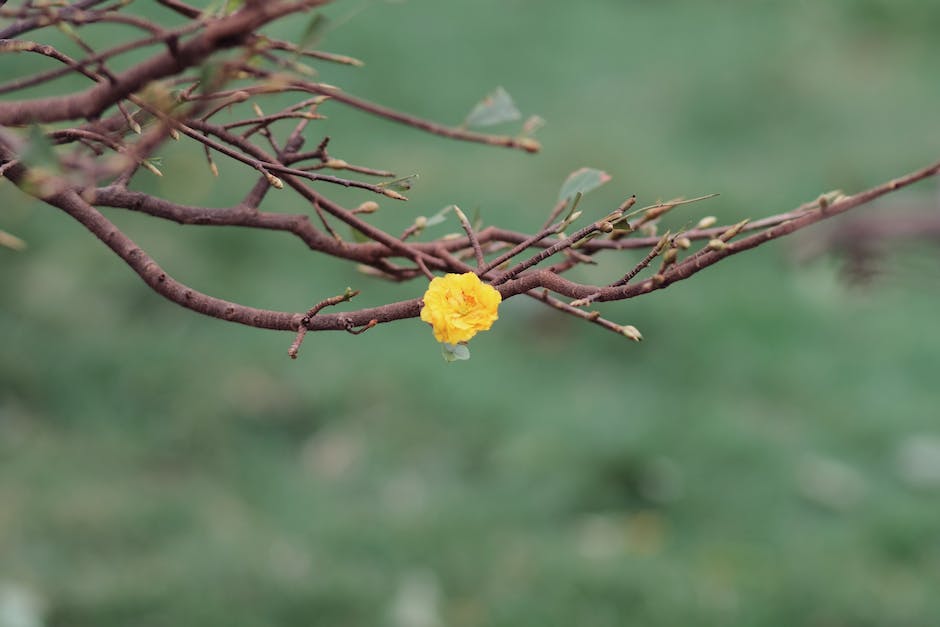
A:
558 167 612 202
425 205 456 228
197 61 228 95
520 114 546 138
378 173 418 192
464 87 522 128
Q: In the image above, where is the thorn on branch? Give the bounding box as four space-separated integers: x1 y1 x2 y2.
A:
344 318 378 335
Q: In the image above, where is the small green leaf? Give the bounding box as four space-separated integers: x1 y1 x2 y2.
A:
441 342 471 362
558 167 611 202
378 173 418 192
464 87 521 128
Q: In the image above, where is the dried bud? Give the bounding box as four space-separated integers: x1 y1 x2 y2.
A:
209 161 219 177
644 203 675 221
252 103 264 117
599 221 614 233
707 238 727 251
663 248 678 264
696 216 717 229
169 128 180 141
325 159 348 170
676 236 691 249
621 325 643 342
639 223 658 237
414 216 428 229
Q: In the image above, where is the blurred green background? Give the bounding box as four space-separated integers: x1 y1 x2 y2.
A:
3 0 940 625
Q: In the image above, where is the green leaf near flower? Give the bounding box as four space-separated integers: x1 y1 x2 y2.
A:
441 343 471 362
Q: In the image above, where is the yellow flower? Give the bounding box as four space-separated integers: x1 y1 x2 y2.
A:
420 272 501 344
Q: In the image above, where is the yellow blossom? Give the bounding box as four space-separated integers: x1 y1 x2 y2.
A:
420 272 501 344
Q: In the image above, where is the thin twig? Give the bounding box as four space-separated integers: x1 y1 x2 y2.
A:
453 206 485 269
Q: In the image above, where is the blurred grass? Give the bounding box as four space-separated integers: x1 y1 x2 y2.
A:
2 0 940 625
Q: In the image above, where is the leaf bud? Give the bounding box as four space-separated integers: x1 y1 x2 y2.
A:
265 172 284 189
142 161 163 177
517 137 541 153
383 188 408 201
621 325 643 342
719 219 750 241
355 201 379 214
696 216 717 229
